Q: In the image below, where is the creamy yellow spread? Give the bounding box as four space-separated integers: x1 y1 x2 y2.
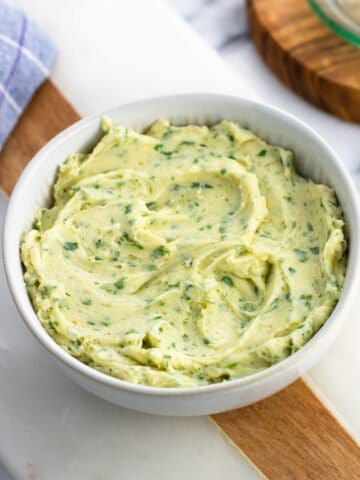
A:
21 119 347 387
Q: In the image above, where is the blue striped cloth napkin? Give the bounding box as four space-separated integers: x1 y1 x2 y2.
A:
0 0 56 148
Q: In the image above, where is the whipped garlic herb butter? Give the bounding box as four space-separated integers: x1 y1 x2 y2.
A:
21 119 347 387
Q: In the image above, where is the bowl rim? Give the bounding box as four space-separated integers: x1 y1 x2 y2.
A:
4 92 360 397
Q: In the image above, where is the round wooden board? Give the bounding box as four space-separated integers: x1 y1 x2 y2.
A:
247 0 360 122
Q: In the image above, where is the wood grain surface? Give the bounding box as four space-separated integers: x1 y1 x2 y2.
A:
1 79 359 479
0 80 79 195
247 0 360 122
213 379 360 480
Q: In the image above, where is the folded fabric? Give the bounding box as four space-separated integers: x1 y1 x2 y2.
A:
168 0 248 50
0 0 56 148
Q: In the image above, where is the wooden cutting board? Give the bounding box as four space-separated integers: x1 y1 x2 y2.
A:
247 0 360 123
1 80 359 479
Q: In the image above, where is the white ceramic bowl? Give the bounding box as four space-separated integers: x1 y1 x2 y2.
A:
3 94 360 416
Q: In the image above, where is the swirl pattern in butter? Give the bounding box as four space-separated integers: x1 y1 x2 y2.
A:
21 119 347 387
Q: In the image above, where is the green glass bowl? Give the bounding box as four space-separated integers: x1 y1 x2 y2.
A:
309 0 360 47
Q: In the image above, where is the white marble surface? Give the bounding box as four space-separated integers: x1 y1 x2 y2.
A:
1 1 359 478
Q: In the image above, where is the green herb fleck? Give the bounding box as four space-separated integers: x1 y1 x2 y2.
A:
270 298 279 310
151 246 167 258
310 246 320 255
163 129 174 139
293 248 308 262
191 182 214 189
221 276 234 287
40 285 53 298
257 149 267 157
283 194 294 203
121 232 143 250
242 302 255 312
114 278 125 289
124 204 132 214
63 241 78 251
227 363 237 369
300 294 312 300
146 201 157 210
48 320 59 330
125 329 137 335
